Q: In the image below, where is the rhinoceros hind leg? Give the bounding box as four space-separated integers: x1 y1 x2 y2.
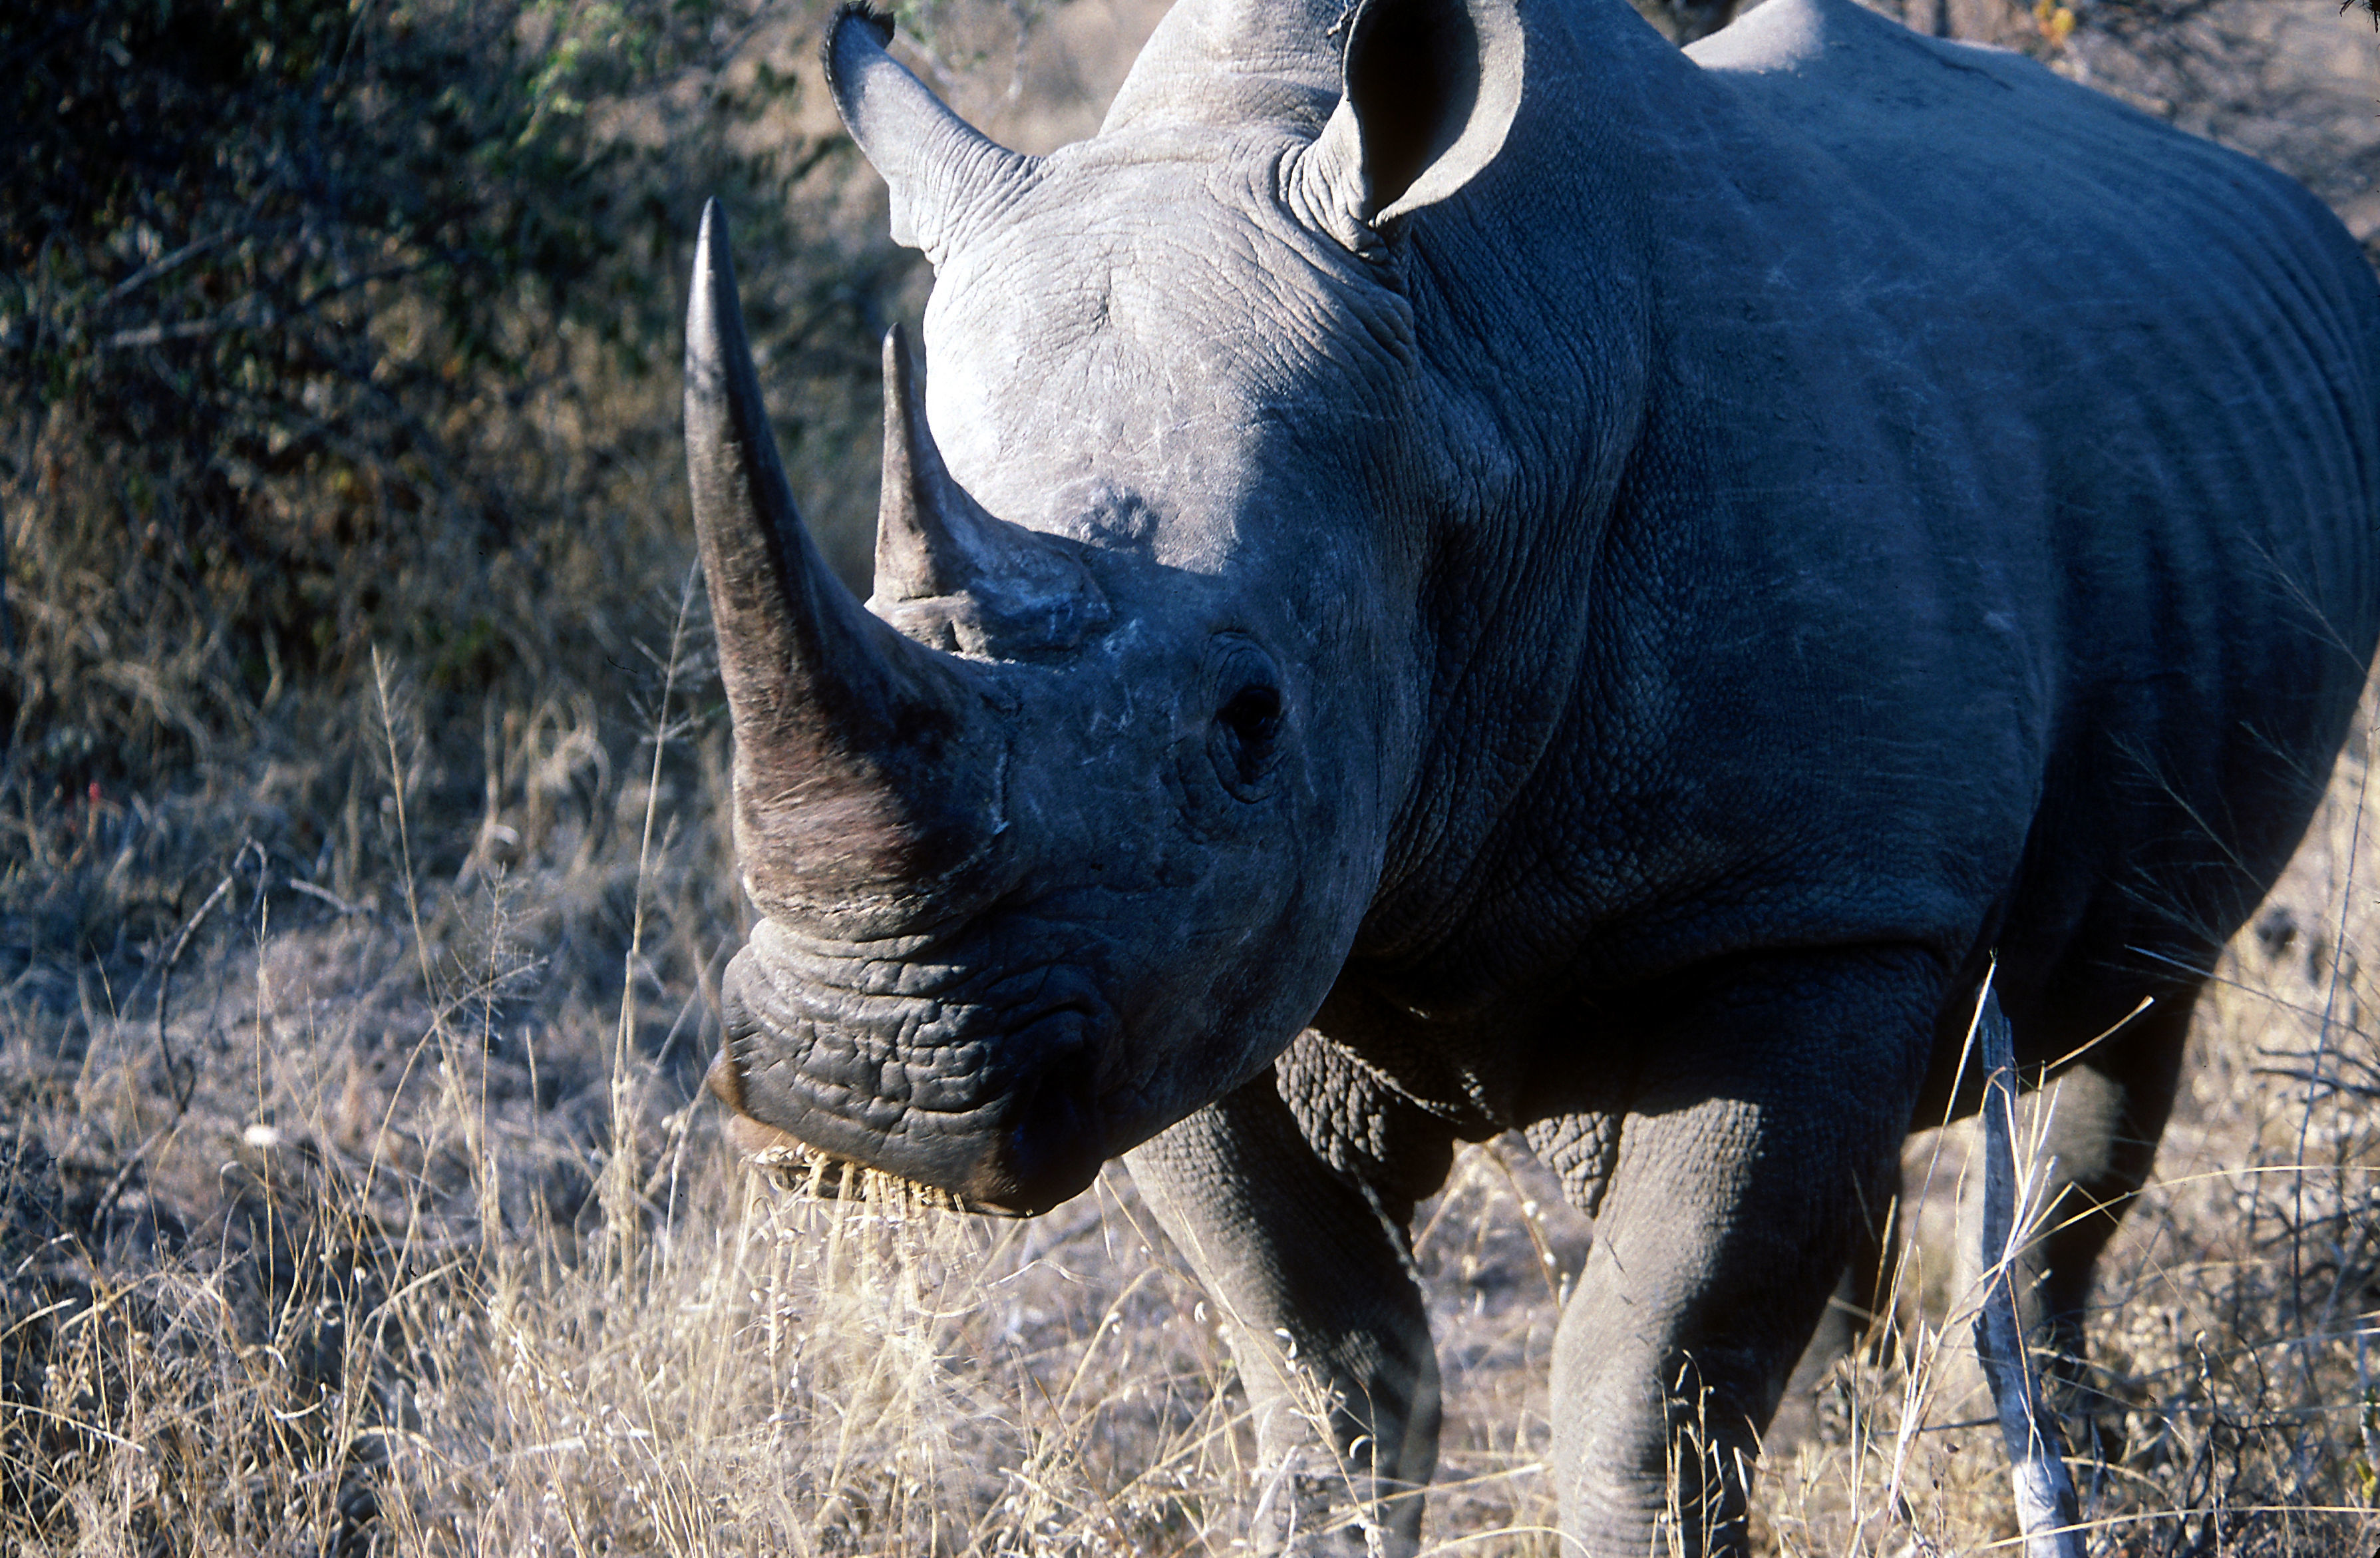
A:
1126 1070 1452 1557
2033 992 2190 1362
1548 948 1938 1558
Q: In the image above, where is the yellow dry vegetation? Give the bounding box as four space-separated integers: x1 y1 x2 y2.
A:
5 0 2380 1552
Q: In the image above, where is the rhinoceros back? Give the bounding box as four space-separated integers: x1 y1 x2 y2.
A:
1675 0 2380 1024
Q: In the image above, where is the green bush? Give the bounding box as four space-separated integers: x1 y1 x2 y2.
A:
0 0 903 805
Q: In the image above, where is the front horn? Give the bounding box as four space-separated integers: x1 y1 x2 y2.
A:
684 200 1005 919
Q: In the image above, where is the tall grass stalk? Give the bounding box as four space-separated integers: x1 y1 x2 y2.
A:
603 562 703 1277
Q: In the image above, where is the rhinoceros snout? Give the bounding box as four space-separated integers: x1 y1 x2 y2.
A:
705 948 1108 1216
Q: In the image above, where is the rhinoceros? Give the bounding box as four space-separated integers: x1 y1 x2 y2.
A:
685 0 2380 1549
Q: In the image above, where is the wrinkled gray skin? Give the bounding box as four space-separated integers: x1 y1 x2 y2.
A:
687 0 2380 1549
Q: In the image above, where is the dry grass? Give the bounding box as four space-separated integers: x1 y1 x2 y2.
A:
1756 699 2380 1558
7 0 2380 1552
5 666 2377 1557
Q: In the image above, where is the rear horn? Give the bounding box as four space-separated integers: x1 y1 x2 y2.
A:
870 324 1108 658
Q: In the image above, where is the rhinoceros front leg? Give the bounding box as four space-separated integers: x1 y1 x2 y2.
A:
1126 1068 1448 1557
1546 948 1937 1557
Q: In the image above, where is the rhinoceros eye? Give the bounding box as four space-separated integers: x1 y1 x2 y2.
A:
1220 684 1281 747
1213 683 1283 796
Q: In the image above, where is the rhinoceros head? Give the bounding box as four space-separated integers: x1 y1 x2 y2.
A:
692 0 1522 1214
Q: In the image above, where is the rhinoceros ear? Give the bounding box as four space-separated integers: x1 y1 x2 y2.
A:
1299 0 1524 245
823 3 1037 262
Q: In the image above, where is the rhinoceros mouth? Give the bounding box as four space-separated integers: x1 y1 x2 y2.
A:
705 944 1112 1217
713 1104 997 1215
